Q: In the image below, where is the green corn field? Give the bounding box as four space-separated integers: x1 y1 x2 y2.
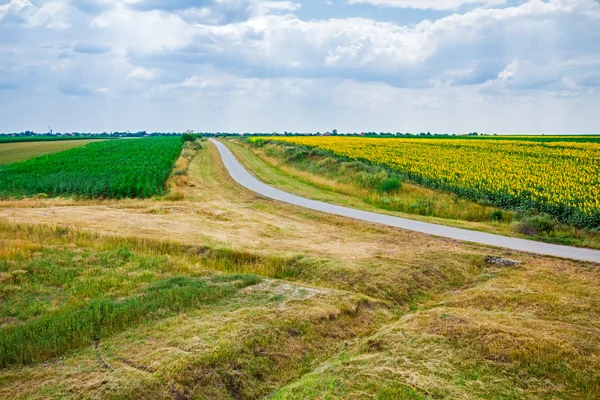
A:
0 137 183 199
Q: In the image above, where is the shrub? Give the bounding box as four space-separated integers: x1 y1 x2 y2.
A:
285 146 310 162
248 137 264 147
515 221 537 236
527 214 557 234
164 190 185 201
376 175 402 193
491 210 504 222
515 214 556 236
182 133 203 142
357 170 388 189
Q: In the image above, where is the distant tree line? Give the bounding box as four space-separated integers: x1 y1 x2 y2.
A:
1 131 185 138
8 130 579 139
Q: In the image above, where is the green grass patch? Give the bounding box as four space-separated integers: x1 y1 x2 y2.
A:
0 274 261 367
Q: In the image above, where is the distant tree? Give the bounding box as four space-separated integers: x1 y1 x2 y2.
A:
332 129 338 135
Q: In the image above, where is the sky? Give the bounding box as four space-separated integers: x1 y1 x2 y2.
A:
0 0 599 133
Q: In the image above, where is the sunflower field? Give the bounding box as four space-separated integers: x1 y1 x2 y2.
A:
266 136 600 229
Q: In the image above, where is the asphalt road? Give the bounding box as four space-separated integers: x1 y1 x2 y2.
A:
211 139 600 263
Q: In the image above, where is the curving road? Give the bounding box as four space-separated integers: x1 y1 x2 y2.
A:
211 139 600 263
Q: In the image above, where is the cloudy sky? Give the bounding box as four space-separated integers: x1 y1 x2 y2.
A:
1 0 599 133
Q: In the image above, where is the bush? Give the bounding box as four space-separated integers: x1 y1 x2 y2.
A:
515 214 556 236
491 210 504 222
376 176 402 193
528 214 556 234
285 146 310 162
357 170 387 189
515 221 537 236
248 137 264 147
182 133 202 142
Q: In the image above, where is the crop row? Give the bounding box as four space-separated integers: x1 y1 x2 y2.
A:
0 137 183 199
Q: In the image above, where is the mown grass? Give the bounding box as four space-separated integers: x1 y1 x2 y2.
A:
0 221 280 368
0 220 392 399
0 274 260 367
126 299 385 399
272 258 600 399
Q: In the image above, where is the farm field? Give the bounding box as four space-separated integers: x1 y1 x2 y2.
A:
0 137 183 199
262 136 600 229
0 136 111 144
232 139 600 249
0 136 114 144
0 141 599 399
0 139 104 165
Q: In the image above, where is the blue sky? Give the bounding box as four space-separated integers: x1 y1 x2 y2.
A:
0 0 599 133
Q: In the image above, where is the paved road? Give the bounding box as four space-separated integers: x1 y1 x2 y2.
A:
211 139 600 263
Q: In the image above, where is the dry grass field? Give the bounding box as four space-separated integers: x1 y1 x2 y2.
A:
0 141 598 399
0 139 103 165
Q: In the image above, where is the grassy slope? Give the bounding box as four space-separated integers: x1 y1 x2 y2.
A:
223 139 600 250
273 258 600 399
0 223 390 399
0 142 599 399
0 140 104 165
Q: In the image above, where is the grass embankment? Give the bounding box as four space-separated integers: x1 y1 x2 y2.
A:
273 256 600 399
0 140 104 165
0 137 182 199
0 221 390 399
226 139 600 249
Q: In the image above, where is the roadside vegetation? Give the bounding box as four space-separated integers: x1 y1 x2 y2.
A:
239 138 600 249
262 136 600 230
164 135 205 200
0 137 183 199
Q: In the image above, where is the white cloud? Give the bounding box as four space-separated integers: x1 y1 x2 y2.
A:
497 61 518 81
181 0 599 77
26 1 70 28
0 0 34 22
1 0 600 132
347 0 505 11
91 6 195 53
127 67 160 81
0 0 70 28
